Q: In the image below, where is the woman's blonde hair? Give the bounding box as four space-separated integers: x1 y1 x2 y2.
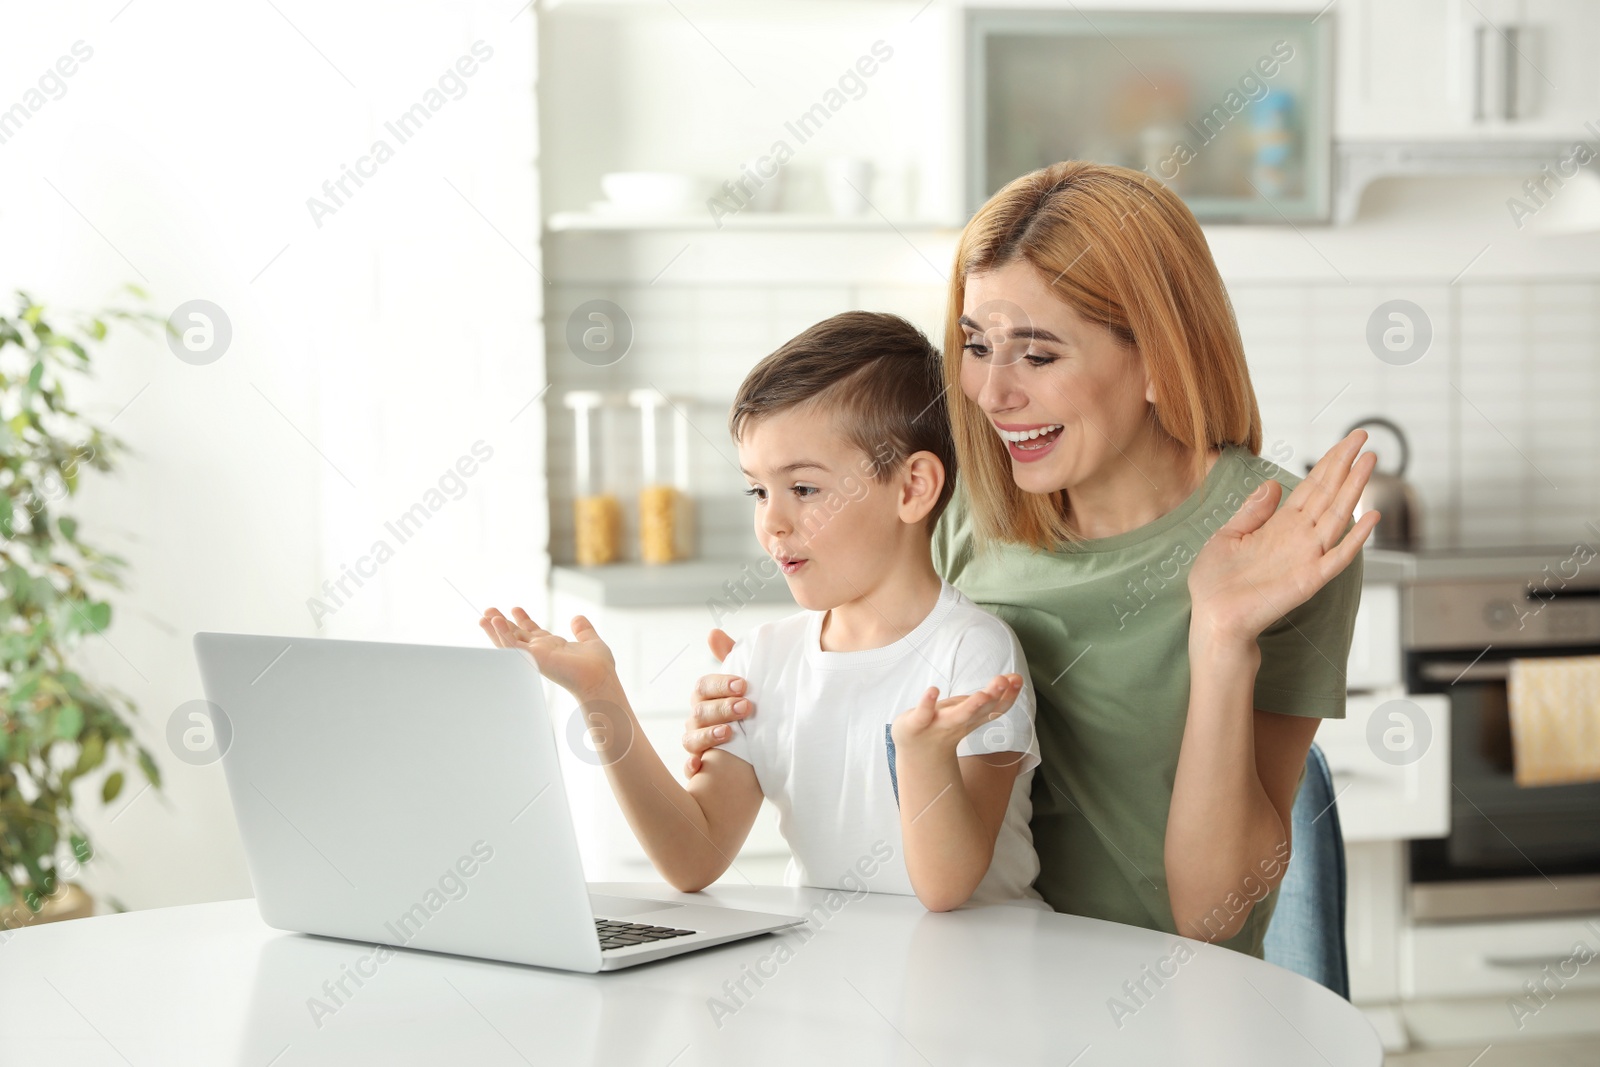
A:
944 161 1262 550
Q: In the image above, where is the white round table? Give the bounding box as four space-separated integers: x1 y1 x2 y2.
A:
0 883 1381 1066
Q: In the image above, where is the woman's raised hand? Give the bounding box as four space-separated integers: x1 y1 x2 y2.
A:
479 607 618 700
1186 430 1381 647
683 628 751 778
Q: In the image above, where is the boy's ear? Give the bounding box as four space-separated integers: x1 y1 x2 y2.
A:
897 451 946 526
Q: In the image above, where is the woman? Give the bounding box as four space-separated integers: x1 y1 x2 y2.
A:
682 161 1379 958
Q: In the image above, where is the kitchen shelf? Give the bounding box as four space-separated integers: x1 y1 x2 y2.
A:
546 211 965 234
1334 140 1600 226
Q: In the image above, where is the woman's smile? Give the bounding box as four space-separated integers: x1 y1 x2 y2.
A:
993 421 1065 462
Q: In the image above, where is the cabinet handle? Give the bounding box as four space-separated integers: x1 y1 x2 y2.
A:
1485 954 1580 969
1473 24 1488 122
1503 25 1520 121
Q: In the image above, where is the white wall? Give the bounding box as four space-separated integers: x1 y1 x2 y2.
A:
0 2 544 911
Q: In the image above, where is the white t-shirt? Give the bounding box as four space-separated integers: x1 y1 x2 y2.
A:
720 580 1046 908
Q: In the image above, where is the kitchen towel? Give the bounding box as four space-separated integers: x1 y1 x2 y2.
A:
1507 655 1600 787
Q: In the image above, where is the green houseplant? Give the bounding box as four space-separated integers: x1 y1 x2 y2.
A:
0 289 161 925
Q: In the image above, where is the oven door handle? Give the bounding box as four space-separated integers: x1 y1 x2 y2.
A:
1525 587 1600 600
1418 661 1510 683
1483 953 1585 969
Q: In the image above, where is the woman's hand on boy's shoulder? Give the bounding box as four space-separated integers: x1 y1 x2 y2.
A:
479 607 618 701
683 627 752 778
890 674 1024 755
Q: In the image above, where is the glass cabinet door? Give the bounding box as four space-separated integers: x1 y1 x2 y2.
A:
969 11 1333 222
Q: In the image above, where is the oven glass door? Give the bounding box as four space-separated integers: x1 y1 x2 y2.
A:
1409 647 1600 886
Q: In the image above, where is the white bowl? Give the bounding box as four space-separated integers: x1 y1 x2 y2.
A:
599 172 700 214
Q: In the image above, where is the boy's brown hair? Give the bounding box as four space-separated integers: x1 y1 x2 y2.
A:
729 311 957 527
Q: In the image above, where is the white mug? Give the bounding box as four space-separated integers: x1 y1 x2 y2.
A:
823 157 874 217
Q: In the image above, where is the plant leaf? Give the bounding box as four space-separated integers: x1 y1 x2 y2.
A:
137 747 161 788
69 833 91 865
84 600 111 632
54 703 84 740
101 770 124 804
73 732 105 775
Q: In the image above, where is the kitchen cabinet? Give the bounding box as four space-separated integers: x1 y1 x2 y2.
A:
1347 580 1403 692
1336 0 1474 140
1331 577 1428 1008
1405 913 1600 998
1318 690 1452 841
970 9 1334 220
1319 576 1452 843
1336 0 1600 140
1346 840 1406 1003
1328 579 1437 1028
1486 0 1600 134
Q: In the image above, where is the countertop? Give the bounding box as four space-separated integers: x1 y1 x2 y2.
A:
555 549 1417 609
1361 548 1414 584
1406 543 1597 584
553 558 798 609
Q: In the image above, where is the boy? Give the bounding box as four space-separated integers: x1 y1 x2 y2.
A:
482 312 1043 911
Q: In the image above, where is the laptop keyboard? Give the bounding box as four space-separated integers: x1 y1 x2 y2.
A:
595 918 697 951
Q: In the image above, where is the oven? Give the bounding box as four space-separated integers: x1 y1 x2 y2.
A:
1404 548 1600 922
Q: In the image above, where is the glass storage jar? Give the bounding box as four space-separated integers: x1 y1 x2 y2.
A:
564 390 621 566
628 389 694 564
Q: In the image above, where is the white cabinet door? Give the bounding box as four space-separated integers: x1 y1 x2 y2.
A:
1336 0 1600 138
1478 0 1600 134
1406 914 1600 998
1346 840 1405 1003
1348 583 1403 692
1336 0 1477 139
1316 692 1451 841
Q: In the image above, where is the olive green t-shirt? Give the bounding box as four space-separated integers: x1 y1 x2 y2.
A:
932 446 1363 958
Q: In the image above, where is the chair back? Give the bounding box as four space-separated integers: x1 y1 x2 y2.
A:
1262 742 1350 999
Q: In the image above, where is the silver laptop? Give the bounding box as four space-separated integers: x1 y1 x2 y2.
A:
194 632 805 973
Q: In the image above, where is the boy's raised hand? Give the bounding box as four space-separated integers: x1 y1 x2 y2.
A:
479 607 617 700
890 674 1024 753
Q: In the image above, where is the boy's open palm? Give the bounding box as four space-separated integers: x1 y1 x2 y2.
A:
891 674 1023 752
479 607 616 699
